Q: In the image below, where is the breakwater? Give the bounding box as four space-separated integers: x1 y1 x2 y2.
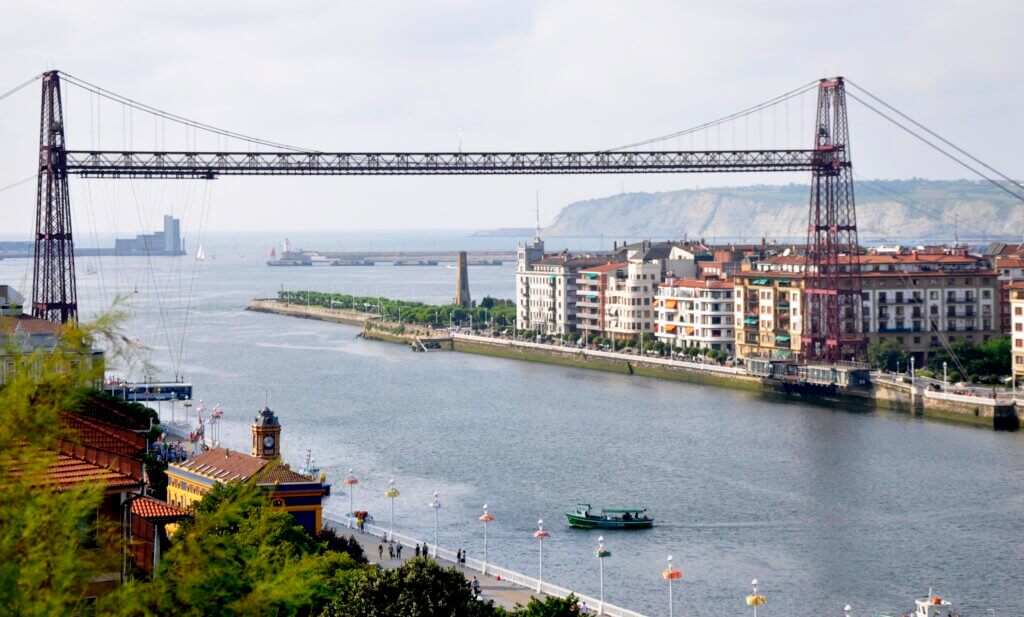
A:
248 299 1021 429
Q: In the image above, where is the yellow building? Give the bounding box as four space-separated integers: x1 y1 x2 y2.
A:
732 271 805 360
166 406 330 533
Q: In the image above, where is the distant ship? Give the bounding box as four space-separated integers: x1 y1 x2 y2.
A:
267 238 312 266
195 245 207 262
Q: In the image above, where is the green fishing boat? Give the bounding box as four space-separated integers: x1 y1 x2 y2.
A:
565 504 654 529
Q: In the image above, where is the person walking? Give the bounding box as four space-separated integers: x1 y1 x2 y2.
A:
377 544 384 561
422 542 429 558
396 544 403 559
472 576 481 598
388 544 394 560
460 548 466 565
455 548 461 564
415 545 421 558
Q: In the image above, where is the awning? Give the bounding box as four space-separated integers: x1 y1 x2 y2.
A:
586 294 598 300
684 326 695 335
743 317 758 325
775 335 791 343
583 272 598 279
665 299 678 309
778 279 792 285
751 278 769 285
664 324 677 332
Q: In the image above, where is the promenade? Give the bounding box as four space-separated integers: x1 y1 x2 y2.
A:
325 516 646 617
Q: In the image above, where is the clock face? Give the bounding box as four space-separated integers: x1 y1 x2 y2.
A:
263 435 275 449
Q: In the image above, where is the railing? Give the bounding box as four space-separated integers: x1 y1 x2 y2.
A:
327 516 647 617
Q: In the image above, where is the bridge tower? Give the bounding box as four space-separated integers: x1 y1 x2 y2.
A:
32 71 77 324
801 77 863 362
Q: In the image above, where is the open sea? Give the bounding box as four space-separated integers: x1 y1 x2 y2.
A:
1 230 1021 616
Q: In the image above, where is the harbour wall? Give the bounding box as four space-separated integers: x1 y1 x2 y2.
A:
249 299 1021 429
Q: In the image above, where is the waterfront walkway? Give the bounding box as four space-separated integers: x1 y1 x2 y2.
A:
325 516 645 617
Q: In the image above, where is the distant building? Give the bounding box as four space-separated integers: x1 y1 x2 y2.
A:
166 405 330 534
654 279 735 353
113 215 185 256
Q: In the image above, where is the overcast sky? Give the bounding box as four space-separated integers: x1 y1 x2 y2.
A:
0 1 1021 237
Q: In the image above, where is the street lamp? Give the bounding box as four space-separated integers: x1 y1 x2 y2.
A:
428 492 441 558
385 479 400 540
595 535 610 614
746 578 766 617
663 555 681 617
943 361 948 393
844 604 852 617
533 519 550 593
343 469 358 528
479 504 494 575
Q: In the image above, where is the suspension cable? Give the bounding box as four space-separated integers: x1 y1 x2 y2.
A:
0 73 42 104
58 71 314 153
846 89 1024 204
606 80 820 151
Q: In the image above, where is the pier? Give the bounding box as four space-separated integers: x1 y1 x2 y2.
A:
311 249 515 265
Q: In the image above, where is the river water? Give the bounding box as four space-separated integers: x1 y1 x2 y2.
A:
2 239 1021 616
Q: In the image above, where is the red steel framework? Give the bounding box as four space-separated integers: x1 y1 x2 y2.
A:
801 77 863 362
30 71 864 362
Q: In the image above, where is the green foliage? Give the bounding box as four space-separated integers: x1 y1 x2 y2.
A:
866 339 910 372
928 335 1010 383
323 558 496 617
0 318 130 616
319 526 367 564
277 290 516 329
511 594 582 617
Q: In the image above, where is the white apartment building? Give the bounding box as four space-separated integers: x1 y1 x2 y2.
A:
1010 282 1024 385
576 260 663 340
654 279 735 352
515 236 608 334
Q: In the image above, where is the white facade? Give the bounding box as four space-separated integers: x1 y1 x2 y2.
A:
515 237 606 335
654 280 735 352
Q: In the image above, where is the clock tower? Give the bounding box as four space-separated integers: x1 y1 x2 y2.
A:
251 405 281 460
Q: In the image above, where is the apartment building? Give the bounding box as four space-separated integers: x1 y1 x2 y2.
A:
1010 282 1024 386
995 254 1024 333
732 250 999 363
732 270 805 360
653 279 736 353
576 260 663 340
515 235 608 334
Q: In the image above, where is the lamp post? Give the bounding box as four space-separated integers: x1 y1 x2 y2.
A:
663 555 681 617
533 519 550 593
343 469 358 528
385 479 400 541
844 604 852 617
428 492 441 558
746 578 766 617
943 361 948 393
910 355 916 393
595 535 610 614
479 504 494 575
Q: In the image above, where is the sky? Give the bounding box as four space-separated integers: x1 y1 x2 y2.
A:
0 1 1021 237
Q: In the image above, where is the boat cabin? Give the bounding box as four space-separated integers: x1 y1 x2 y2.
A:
913 592 955 617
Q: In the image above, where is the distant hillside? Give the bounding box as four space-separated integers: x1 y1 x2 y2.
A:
543 180 1023 241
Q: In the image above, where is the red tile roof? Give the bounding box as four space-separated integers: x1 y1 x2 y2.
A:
131 496 189 522
0 314 62 336
253 465 317 484
996 256 1024 268
49 452 141 491
63 414 146 456
171 447 268 482
580 262 627 273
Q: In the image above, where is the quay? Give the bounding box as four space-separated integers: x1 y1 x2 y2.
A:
303 249 515 265
247 298 1023 430
325 515 647 617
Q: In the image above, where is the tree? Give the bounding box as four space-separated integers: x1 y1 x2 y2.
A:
866 339 909 372
510 595 582 617
323 558 496 617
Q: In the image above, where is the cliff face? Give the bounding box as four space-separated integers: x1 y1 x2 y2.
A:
543 180 1022 241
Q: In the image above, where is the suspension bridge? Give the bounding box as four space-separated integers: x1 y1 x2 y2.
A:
4 70 1021 364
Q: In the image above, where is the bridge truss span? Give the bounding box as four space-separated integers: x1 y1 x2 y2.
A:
64 148 818 179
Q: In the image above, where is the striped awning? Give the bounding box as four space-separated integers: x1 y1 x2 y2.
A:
664 324 677 333
775 335 791 343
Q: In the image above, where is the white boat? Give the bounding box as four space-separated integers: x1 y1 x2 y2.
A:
195 245 206 261
876 588 957 617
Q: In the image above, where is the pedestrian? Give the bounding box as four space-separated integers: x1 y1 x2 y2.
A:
580 601 589 615
472 576 480 597
460 549 466 565
388 544 394 560
455 548 461 564
415 544 421 557
396 544 403 559
422 542 429 557
378 544 383 560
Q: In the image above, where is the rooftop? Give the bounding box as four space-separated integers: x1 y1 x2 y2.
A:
131 496 189 522
171 447 269 482
580 262 627 273
0 314 62 336
663 278 734 289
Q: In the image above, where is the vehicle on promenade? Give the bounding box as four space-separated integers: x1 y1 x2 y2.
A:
565 504 654 529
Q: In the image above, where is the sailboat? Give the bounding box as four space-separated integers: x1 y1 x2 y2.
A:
194 245 206 262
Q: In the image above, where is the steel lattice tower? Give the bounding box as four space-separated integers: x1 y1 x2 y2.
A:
32 71 77 324
801 77 863 362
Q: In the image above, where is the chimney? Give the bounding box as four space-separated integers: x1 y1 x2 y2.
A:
225 449 231 458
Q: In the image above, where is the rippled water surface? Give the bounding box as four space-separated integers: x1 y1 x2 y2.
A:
3 248 1021 616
